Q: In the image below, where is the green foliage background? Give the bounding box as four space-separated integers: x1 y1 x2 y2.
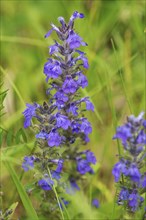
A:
0 0 145 219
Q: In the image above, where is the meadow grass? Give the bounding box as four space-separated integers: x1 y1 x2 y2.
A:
0 0 145 219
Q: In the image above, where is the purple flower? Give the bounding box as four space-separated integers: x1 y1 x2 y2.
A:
68 11 84 30
35 131 49 139
45 23 61 38
54 90 68 102
48 130 62 147
51 171 61 180
119 188 129 202
62 76 78 94
49 43 59 55
77 159 93 175
66 30 86 49
50 159 63 179
44 59 62 81
81 56 89 69
80 118 92 135
71 120 81 133
55 159 64 173
67 103 78 116
44 28 54 38
75 50 85 55
136 130 146 145
113 124 132 145
58 16 66 28
81 97 94 111
128 192 144 212
127 164 141 183
84 134 90 143
75 55 89 69
23 103 39 128
76 72 88 88
112 161 127 182
92 199 99 208
86 151 96 164
69 11 84 22
38 178 54 190
128 112 145 125
22 156 35 171
55 113 71 130
54 90 68 108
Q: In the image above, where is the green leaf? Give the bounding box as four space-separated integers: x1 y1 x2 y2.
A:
0 88 8 104
4 161 39 220
15 128 27 144
6 129 13 146
0 82 8 117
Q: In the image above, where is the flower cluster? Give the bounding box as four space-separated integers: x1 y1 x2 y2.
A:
112 112 146 212
22 11 97 214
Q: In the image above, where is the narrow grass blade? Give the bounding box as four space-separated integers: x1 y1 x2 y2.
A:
0 66 26 107
4 161 39 220
0 35 47 47
111 39 133 114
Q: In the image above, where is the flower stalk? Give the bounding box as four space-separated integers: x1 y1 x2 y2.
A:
22 11 97 216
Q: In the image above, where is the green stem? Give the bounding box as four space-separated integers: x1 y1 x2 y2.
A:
47 166 65 220
111 187 118 219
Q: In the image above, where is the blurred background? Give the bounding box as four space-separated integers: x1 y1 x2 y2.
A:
1 0 145 218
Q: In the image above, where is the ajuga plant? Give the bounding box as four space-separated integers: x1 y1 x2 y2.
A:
22 11 97 218
112 112 146 215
